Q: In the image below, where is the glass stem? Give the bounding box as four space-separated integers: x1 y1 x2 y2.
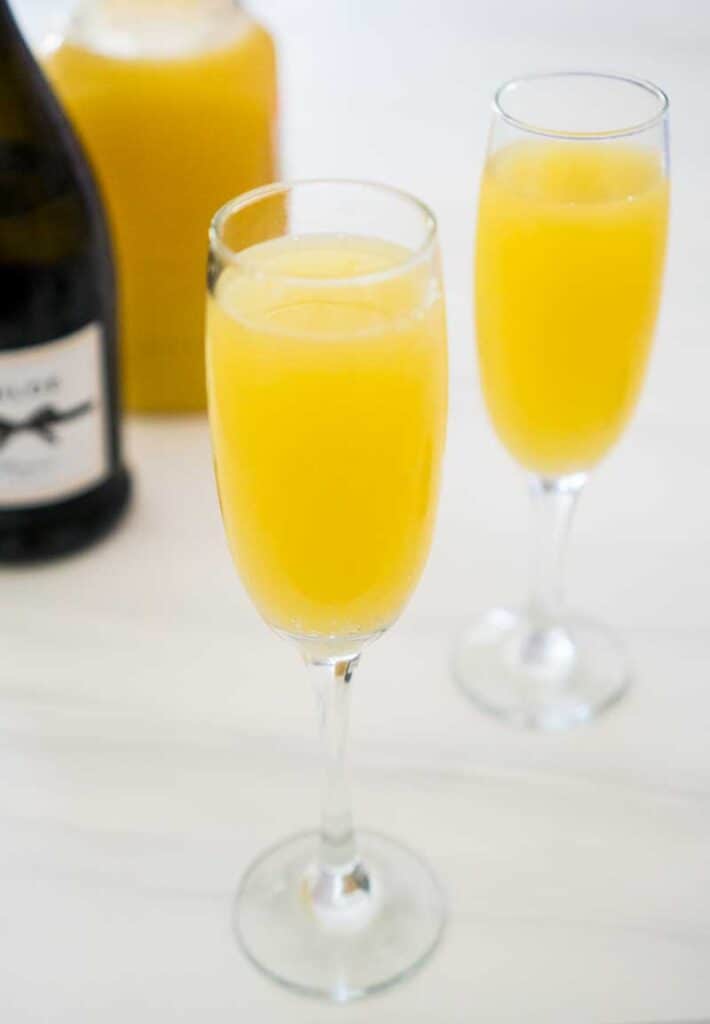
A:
528 473 587 624
309 653 359 871
302 652 375 927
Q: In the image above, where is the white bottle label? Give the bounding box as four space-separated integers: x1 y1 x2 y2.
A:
0 323 109 508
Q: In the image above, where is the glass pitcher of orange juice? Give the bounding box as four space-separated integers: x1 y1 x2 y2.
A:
44 0 278 413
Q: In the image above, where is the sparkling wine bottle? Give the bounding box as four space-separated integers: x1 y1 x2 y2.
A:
0 0 130 561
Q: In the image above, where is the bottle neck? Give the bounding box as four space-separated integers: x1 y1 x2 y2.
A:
0 0 40 116
0 1 21 40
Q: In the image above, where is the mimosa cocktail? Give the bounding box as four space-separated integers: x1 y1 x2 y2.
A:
476 141 668 476
207 182 447 1000
207 234 447 639
456 73 670 730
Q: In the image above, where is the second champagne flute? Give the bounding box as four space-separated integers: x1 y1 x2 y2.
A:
206 181 448 1000
456 73 670 730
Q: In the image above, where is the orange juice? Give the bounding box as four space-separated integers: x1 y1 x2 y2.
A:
207 234 447 639
45 2 277 412
476 141 668 476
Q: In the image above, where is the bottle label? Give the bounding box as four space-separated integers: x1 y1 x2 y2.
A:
0 323 109 508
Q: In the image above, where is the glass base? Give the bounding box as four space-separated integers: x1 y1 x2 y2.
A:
453 608 630 731
234 829 445 1002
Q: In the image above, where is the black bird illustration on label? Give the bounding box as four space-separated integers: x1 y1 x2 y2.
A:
0 401 93 448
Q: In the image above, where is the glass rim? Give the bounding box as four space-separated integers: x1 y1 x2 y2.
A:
493 71 670 141
209 178 439 287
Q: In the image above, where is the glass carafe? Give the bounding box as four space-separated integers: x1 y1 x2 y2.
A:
44 0 279 413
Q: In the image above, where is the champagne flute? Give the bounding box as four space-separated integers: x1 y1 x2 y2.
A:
455 73 669 730
206 181 448 1000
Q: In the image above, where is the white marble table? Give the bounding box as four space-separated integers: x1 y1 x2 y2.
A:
3 1 710 1020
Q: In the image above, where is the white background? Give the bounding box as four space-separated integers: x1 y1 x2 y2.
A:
3 1 710 1020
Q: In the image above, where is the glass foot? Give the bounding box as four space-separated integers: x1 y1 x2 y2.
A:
234 829 445 1002
453 608 630 730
